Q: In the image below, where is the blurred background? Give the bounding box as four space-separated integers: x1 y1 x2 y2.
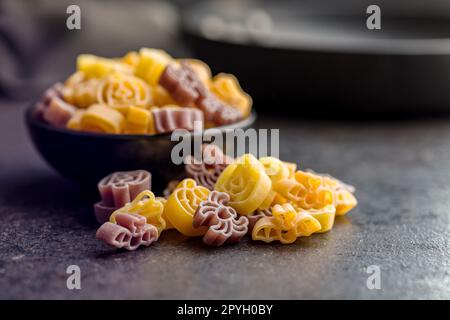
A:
1 0 450 117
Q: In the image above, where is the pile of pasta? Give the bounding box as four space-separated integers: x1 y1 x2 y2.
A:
94 146 358 250
36 48 252 135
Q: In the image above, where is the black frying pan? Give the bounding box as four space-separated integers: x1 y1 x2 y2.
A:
182 0 450 117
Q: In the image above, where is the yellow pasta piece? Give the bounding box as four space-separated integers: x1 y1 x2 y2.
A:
271 193 288 206
124 106 152 134
64 71 85 87
259 190 277 210
293 209 322 237
66 109 85 130
80 104 124 134
334 189 357 216
210 73 252 118
96 72 152 114
215 154 272 215
284 162 297 178
110 190 166 235
315 172 357 216
135 48 173 86
258 157 294 209
274 173 334 210
252 203 321 244
274 169 357 216
296 171 356 215
259 157 291 183
163 179 210 236
251 217 280 243
293 204 336 233
156 197 174 230
122 51 140 67
62 78 100 108
77 54 132 78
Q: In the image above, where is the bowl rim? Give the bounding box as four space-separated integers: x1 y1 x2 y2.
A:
25 103 257 140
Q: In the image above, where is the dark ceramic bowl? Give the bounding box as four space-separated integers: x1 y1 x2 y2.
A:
25 105 256 192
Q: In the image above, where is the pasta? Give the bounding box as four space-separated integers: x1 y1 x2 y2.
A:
96 213 158 251
215 154 272 215
38 48 252 135
163 179 210 236
193 191 248 246
110 190 166 235
252 203 321 244
96 72 152 114
79 104 125 134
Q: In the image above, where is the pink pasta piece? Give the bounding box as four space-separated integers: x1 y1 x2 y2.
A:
196 93 242 125
185 144 233 190
152 106 203 134
158 63 242 126
42 97 76 128
159 63 207 105
35 83 64 117
96 213 158 251
193 191 248 246
96 222 132 249
43 83 64 103
114 213 147 237
97 170 151 208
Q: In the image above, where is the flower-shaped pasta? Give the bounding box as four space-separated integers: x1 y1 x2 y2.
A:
274 171 333 210
259 157 291 183
97 73 152 114
163 179 210 236
247 207 272 234
197 92 243 126
210 73 252 118
215 154 272 215
333 188 357 216
93 170 151 224
252 203 321 244
193 191 249 246
257 156 293 210
307 171 357 216
62 76 100 108
159 63 206 106
42 97 76 128
96 213 158 251
295 170 356 215
110 190 166 235
185 144 233 190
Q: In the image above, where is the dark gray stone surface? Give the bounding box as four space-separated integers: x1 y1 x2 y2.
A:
0 101 448 299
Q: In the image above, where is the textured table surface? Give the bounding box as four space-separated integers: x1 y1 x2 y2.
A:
0 101 448 299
